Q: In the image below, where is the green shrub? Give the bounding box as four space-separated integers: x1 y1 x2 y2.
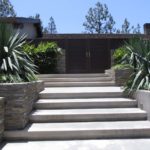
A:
0 23 37 83
23 42 62 74
120 37 150 92
113 64 132 70
113 46 128 65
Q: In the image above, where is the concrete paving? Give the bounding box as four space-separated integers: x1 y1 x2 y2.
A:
31 108 145 115
37 73 110 78
2 139 150 150
40 76 113 82
36 98 137 109
30 108 147 122
4 121 150 140
44 81 115 87
40 87 123 94
39 87 123 99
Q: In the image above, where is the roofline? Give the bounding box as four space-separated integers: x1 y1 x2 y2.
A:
0 17 43 38
0 17 40 24
42 33 150 40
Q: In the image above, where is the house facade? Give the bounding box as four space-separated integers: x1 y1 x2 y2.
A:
1 17 150 74
38 33 150 73
0 17 42 39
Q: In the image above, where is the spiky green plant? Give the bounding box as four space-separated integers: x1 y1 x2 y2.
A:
121 37 150 93
0 23 37 83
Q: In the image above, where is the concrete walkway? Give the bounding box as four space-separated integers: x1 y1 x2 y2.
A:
2 139 150 150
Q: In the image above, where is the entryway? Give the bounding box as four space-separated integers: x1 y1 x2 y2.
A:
66 39 111 73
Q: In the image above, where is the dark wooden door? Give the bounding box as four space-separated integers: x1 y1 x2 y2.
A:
89 39 110 73
66 39 111 73
66 39 88 73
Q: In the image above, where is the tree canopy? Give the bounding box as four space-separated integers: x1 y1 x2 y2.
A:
0 0 16 17
83 2 141 34
44 17 57 34
116 18 141 34
83 2 115 34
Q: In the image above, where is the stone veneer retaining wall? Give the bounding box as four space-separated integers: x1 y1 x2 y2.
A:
0 97 4 142
57 49 66 73
115 69 132 86
0 81 44 130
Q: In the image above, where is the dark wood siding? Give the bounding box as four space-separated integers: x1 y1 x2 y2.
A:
66 39 87 73
89 39 110 73
65 39 111 73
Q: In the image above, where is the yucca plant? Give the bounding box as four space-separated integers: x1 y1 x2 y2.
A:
121 37 150 93
0 23 37 83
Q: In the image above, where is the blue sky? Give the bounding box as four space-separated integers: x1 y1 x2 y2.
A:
12 0 150 33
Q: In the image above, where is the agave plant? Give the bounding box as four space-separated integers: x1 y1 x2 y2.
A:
121 37 150 93
0 23 37 83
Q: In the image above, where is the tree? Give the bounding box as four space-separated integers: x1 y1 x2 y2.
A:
44 17 57 34
29 13 40 19
120 19 141 34
0 0 16 17
83 2 115 34
29 13 43 31
121 18 131 34
132 24 141 34
104 15 116 33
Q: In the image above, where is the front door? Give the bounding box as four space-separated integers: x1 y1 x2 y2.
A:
66 39 110 73
66 39 88 73
89 39 110 73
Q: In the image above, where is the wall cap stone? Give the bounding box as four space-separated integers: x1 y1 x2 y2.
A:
0 80 43 86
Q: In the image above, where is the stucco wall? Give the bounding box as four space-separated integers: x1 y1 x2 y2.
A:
135 90 150 120
14 23 37 39
8 23 37 39
0 97 4 142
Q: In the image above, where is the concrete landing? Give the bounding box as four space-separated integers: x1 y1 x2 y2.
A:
2 139 150 150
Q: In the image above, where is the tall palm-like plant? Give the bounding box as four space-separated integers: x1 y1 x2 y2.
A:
0 23 37 83
121 37 150 92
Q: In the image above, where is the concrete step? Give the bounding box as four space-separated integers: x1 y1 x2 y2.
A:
4 121 150 140
30 108 147 123
40 77 113 82
37 73 110 78
35 98 137 109
44 81 115 87
39 87 123 99
3 139 150 150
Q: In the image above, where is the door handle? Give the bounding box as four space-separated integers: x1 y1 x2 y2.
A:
86 51 91 58
86 51 89 58
88 51 91 58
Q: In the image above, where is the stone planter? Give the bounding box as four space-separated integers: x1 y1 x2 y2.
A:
115 68 132 86
0 81 44 130
0 97 4 142
135 90 150 120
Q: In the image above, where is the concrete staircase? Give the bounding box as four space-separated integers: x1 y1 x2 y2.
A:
38 73 115 87
3 73 150 142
